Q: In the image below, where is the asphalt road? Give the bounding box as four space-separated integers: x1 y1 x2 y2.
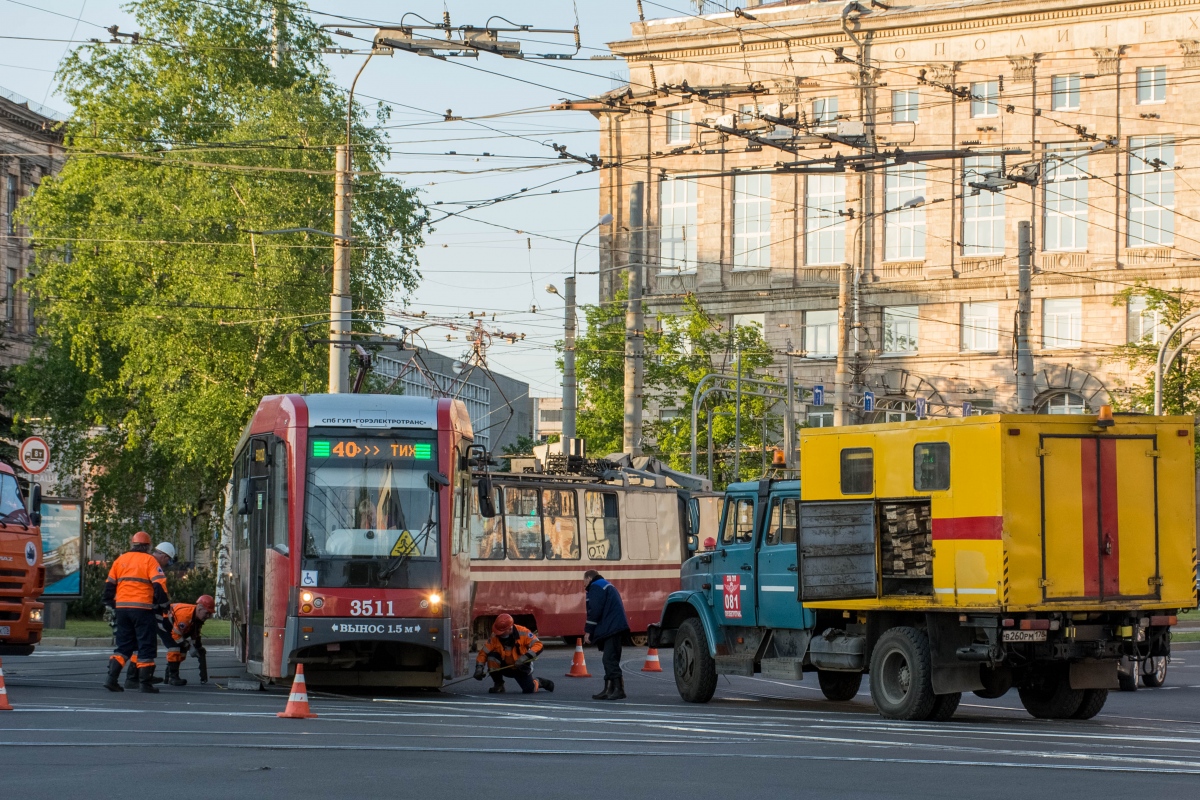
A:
1 645 1199 799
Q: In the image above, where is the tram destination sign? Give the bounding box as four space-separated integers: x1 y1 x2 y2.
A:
310 438 433 460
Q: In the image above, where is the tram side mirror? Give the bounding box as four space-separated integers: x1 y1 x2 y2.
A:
237 478 252 516
426 471 450 492
28 482 41 526
476 474 496 518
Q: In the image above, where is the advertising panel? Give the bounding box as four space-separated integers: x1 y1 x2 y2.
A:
40 497 85 599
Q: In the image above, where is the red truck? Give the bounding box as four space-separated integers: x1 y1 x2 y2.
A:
0 464 43 655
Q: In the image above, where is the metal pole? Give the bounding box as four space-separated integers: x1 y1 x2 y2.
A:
1016 221 1035 413
562 275 577 441
834 261 852 425
706 408 714 481
330 143 352 393
690 373 720 475
1155 310 1200 414
784 354 797 469
733 344 743 478
623 182 645 456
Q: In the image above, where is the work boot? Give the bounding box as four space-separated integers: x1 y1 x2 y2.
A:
138 666 160 694
487 684 506 694
592 679 613 700
165 663 187 686
538 678 555 693
124 661 139 690
607 676 626 701
104 659 124 692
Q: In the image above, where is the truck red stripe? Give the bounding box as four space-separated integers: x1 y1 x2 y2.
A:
1080 439 1101 596
931 516 1003 540
1099 437 1120 597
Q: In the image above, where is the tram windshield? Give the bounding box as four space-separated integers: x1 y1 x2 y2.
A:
304 434 439 559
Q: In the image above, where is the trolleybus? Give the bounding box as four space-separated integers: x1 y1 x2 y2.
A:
225 394 475 687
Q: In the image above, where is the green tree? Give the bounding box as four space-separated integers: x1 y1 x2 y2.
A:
574 289 653 456
1109 286 1200 415
12 0 423 554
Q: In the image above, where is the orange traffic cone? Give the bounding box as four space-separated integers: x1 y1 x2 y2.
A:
565 638 592 678
276 664 317 719
0 658 12 711
641 647 663 673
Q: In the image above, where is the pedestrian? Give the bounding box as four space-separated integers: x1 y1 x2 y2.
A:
584 569 630 701
121 541 178 687
102 531 170 693
473 613 555 694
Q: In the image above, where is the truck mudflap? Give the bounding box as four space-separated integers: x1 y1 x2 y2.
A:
647 623 675 649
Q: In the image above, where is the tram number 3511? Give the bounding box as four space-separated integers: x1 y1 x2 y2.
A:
349 600 395 617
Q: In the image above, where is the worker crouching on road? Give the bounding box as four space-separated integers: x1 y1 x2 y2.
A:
126 593 214 688
584 569 630 701
103 532 170 693
473 613 555 694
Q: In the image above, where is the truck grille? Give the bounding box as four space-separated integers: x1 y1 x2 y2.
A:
0 611 19 621
0 582 24 591
0 569 26 578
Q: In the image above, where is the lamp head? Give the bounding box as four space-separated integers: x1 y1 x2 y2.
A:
599 213 614 225
545 284 559 295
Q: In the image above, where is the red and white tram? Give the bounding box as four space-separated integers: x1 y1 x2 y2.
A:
468 469 713 645
225 394 475 687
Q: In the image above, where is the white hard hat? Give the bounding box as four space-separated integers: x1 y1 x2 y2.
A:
155 542 177 560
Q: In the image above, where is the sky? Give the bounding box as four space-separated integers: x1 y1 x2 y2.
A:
0 0 703 399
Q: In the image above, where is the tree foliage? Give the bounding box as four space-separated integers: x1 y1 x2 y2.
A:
573 292 776 486
12 1 424 554
1109 285 1200 415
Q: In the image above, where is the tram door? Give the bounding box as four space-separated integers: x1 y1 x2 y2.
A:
246 437 270 664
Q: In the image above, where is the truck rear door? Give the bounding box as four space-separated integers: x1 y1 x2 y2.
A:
1039 434 1160 601
714 494 757 626
797 501 877 601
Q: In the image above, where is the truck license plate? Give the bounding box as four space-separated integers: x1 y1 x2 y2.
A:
1002 630 1047 642
0 626 9 636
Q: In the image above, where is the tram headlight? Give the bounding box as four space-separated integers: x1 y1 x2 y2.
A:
301 591 314 604
429 593 442 606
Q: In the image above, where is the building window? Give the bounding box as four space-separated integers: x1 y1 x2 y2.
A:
540 409 562 423
883 306 919 354
1136 66 1167 104
885 164 926 260
970 81 999 118
737 103 757 125
659 178 697 272
804 309 837 358
805 174 845 265
5 176 16 235
807 409 834 427
1127 295 1161 344
1128 137 1174 248
666 109 691 144
1044 147 1089 252
733 313 765 331
4 268 14 321
1043 297 1082 349
812 96 838 124
962 156 1005 255
1041 392 1086 414
961 301 999 352
885 410 915 423
1051 74 1080 111
891 89 919 123
733 174 771 269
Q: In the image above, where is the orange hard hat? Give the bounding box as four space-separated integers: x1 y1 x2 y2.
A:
132 531 152 545
196 595 216 614
492 613 514 636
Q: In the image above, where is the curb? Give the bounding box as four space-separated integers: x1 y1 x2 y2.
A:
38 637 232 648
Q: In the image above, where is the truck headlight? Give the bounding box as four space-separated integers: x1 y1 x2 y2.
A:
29 608 43 622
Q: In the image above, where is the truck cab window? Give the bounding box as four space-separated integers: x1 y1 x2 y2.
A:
765 498 799 546
913 442 950 491
720 498 755 545
840 448 874 495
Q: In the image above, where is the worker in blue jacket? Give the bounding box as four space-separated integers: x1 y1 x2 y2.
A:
583 569 630 700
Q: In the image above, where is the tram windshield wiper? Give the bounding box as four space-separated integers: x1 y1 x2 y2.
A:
379 492 437 585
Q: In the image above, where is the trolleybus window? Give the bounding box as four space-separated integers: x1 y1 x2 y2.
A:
584 491 620 560
542 488 580 559
503 487 542 560
913 442 950 492
304 436 439 559
470 487 504 559
721 498 756 545
840 448 874 495
765 498 799 546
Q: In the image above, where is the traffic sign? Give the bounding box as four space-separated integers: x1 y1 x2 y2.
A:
915 397 927 419
962 401 973 417
812 384 825 407
863 391 875 412
19 437 50 474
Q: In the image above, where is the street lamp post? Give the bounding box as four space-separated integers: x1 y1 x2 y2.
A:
561 214 612 443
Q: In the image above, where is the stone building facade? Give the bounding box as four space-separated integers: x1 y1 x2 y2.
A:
0 87 64 367
586 0 1200 427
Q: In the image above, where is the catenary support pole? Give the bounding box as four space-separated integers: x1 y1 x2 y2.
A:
623 182 645 456
834 261 852 425
1016 221 1035 413
562 275 576 441
330 144 352 393
784 354 797 469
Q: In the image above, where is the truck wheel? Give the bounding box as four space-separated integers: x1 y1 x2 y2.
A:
1141 656 1168 688
926 692 961 721
974 666 1013 699
674 618 718 704
868 626 937 721
817 670 863 701
1071 689 1108 720
1017 665 1084 719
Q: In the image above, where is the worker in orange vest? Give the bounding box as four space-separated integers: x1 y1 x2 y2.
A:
473 613 554 694
161 595 214 686
102 531 170 693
